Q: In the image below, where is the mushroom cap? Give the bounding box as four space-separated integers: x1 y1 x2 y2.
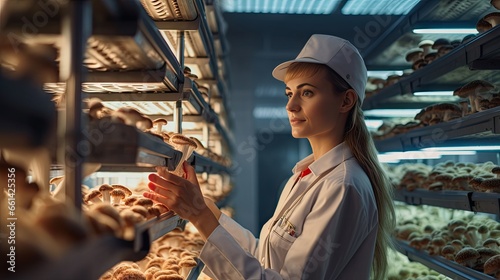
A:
418 39 435 48
484 254 500 275
424 51 438 61
477 18 493 32
454 80 495 97
492 0 500 9
170 134 198 148
492 166 500 174
112 184 133 196
153 118 168 126
432 38 451 49
455 247 480 265
483 238 500 247
124 196 139 206
461 34 477 44
480 178 500 192
99 184 114 192
412 58 427 70
441 245 456 255
89 202 123 226
84 189 102 202
135 197 154 208
110 189 126 199
189 136 204 149
179 257 198 267
405 48 423 62
483 12 500 22
130 205 149 218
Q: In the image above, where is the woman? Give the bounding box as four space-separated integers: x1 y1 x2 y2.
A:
144 34 395 280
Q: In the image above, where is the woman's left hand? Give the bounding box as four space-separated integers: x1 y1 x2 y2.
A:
144 161 208 223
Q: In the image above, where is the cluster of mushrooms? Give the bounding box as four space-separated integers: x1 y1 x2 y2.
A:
99 225 209 280
372 79 499 140
395 205 500 278
86 98 231 168
385 160 500 192
387 247 451 280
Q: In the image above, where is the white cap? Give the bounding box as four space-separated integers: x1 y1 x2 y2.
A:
272 34 367 103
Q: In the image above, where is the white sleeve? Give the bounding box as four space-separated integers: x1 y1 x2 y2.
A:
217 213 259 255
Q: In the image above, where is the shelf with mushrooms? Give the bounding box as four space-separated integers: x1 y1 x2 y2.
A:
362 20 500 111
393 204 500 279
1 0 184 98
141 0 221 85
373 105 500 153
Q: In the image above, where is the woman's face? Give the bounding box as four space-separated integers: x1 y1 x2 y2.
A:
285 68 346 140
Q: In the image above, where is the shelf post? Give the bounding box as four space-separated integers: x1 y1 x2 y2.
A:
59 0 91 211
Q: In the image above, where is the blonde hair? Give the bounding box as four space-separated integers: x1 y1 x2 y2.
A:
285 63 395 280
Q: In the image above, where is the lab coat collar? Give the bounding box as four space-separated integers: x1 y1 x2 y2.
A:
292 142 353 177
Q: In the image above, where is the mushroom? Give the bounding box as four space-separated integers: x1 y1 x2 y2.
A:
450 239 464 252
483 12 500 28
130 205 149 219
405 48 423 63
476 18 493 33
437 45 454 57
143 267 161 280
478 224 490 242
424 51 439 64
465 225 481 247
123 196 139 206
152 118 168 134
135 197 154 208
110 189 126 205
179 257 198 279
111 184 133 198
453 80 495 113
147 206 161 219
412 58 427 70
418 40 434 56
429 237 446 256
483 238 500 252
440 245 456 260
84 189 102 204
88 202 124 228
454 247 480 268
484 255 500 276
432 38 451 50
461 34 477 44
469 177 484 191
87 98 112 120
492 166 500 178
146 257 165 269
479 178 500 193
115 268 145 280
169 134 198 176
492 0 500 10
98 184 114 203
478 247 498 268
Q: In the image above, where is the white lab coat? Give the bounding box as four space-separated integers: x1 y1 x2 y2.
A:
199 142 379 279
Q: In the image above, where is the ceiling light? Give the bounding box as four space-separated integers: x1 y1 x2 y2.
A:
412 28 478 34
378 150 476 163
342 0 420 15
413 91 454 96
423 146 500 151
220 0 341 14
364 109 421 118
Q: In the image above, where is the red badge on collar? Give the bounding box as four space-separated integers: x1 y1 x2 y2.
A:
299 167 312 178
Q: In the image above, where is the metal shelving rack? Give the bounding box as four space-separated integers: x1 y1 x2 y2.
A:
0 0 231 279
361 0 500 111
374 106 500 152
364 1 500 279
